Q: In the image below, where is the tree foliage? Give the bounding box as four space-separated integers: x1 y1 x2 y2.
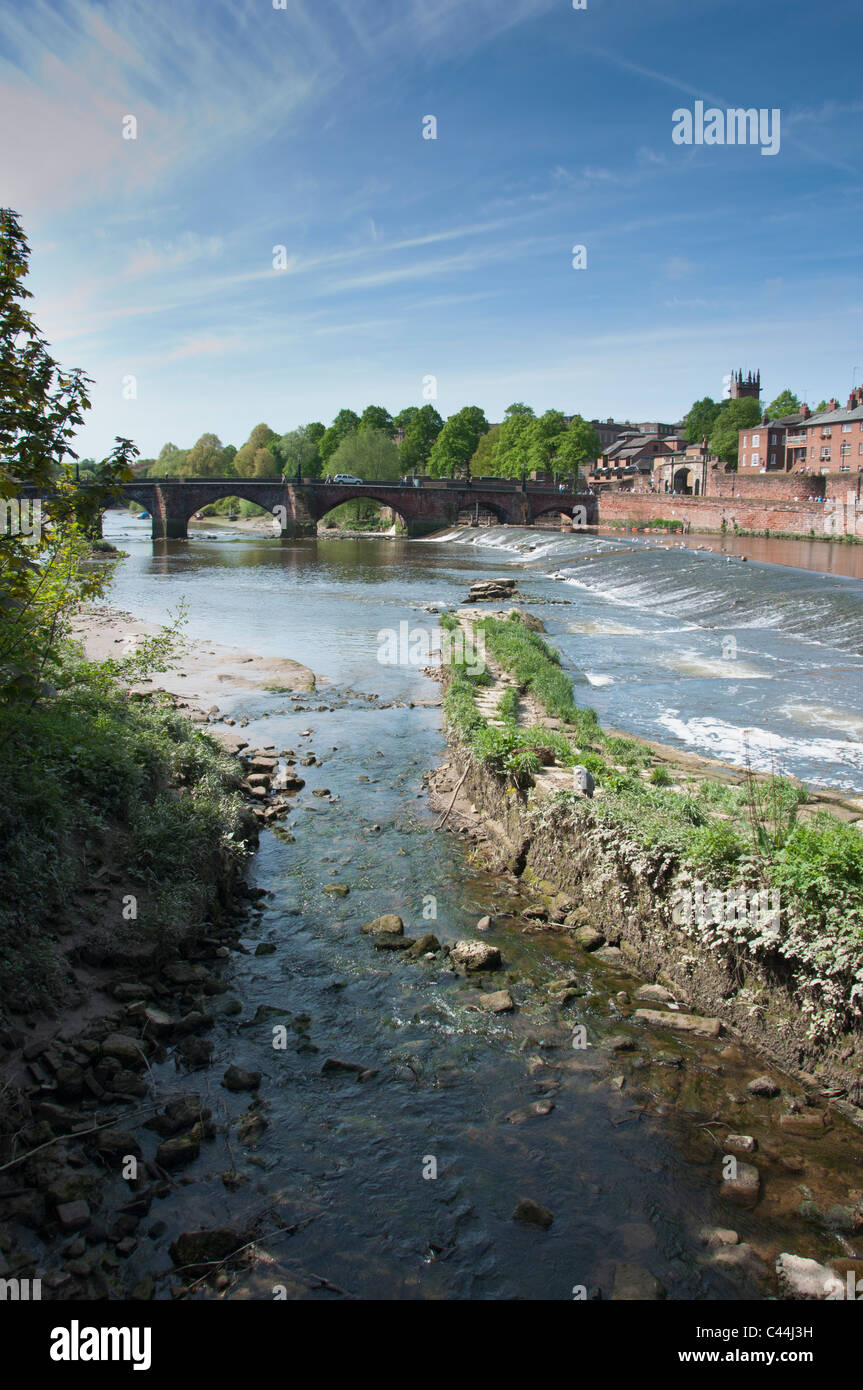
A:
428 406 489 478
0 208 136 700
766 389 801 420
708 397 763 467
328 429 400 481
398 404 443 471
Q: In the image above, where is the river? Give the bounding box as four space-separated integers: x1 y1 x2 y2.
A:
95 512 863 1300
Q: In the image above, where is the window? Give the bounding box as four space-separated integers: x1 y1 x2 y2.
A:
770 452 777 465
820 447 831 461
742 435 748 447
859 443 863 455
841 444 851 456
741 454 747 467
771 433 778 444
842 423 853 432
752 434 760 446
751 453 759 466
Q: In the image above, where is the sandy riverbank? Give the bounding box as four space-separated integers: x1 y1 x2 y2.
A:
71 605 317 707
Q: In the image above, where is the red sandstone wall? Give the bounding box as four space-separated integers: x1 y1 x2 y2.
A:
598 492 837 536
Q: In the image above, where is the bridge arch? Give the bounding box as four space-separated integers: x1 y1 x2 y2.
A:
315 491 409 533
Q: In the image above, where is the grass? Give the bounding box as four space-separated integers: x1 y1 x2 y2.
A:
441 607 863 1037
0 656 254 1014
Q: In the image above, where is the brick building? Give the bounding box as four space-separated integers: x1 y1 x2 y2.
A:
739 389 863 475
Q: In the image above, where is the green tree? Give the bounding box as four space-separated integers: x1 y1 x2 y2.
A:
328 429 400 481
186 432 225 477
234 423 277 476
0 208 136 698
684 396 722 444
399 404 443 472
491 402 535 479
273 425 323 480
394 407 419 431
428 406 489 478
359 405 394 436
767 389 801 420
544 414 601 480
708 398 763 467
319 409 361 465
468 424 501 476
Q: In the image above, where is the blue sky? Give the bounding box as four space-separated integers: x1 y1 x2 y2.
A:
1 0 861 459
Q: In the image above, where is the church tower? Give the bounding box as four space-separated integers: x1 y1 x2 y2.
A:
729 369 761 400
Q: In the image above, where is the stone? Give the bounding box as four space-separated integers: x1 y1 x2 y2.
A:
92 1130 141 1168
725 1134 758 1155
322 883 349 897
507 1100 555 1123
593 946 625 964
634 1008 721 1038
222 1065 261 1093
747 1075 779 1098
720 1161 761 1209
775 1253 844 1300
450 940 502 972
635 984 676 1004
778 1108 831 1136
406 934 441 956
476 916 492 931
142 1007 175 1036
100 1033 146 1069
571 766 595 798
156 1136 200 1170
146 1094 209 1138
699 1227 739 1249
711 1243 769 1282
611 1263 666 1300
176 1036 214 1068
478 989 514 1014
604 1034 636 1052
321 1058 367 1076
56 1200 91 1232
572 926 604 951
361 914 404 936
512 1198 553 1229
373 936 416 951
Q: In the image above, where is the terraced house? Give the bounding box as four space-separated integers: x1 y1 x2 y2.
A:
739 389 863 475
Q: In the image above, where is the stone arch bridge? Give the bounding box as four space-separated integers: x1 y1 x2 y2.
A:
116 478 597 540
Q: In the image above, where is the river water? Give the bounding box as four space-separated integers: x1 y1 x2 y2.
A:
96 513 863 1300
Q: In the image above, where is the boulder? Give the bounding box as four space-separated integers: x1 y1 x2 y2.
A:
361 914 404 936
512 1198 553 1229
450 940 502 972
747 1075 779 1098
775 1253 844 1300
572 926 604 951
571 766 595 798
720 1160 761 1209
634 1008 721 1038
478 989 514 1014
222 1065 261 1093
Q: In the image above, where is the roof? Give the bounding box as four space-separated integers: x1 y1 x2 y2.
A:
807 405 863 426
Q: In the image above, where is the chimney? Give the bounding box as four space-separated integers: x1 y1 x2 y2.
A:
801 402 810 420
828 397 839 412
761 413 769 426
